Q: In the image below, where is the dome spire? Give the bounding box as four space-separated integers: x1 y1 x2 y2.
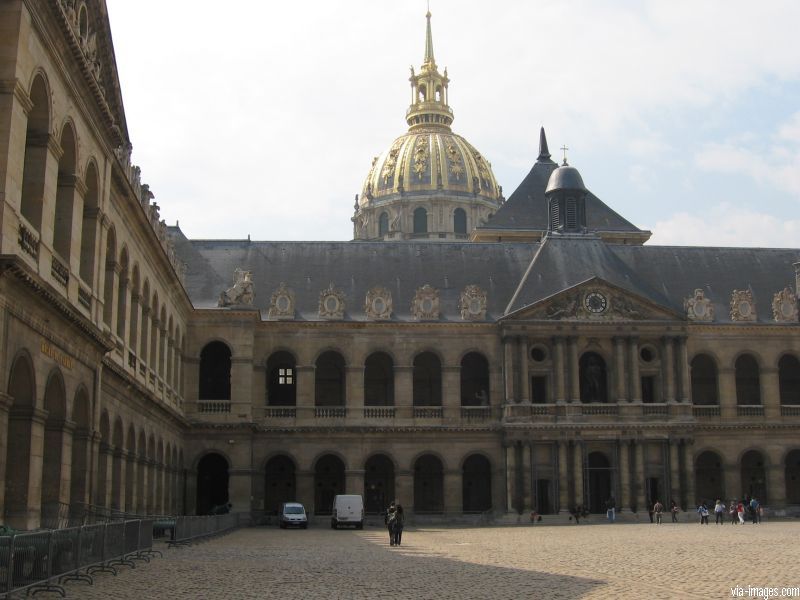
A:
406 10 453 131
424 9 435 67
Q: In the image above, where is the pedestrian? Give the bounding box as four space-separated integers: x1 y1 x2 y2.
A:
606 497 616 523
392 504 405 546
729 501 737 524
737 500 745 524
570 505 581 524
749 497 759 524
670 500 679 523
714 499 725 524
653 499 664 524
697 501 709 524
385 502 396 545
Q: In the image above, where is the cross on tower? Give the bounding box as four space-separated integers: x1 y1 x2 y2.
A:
560 144 569 165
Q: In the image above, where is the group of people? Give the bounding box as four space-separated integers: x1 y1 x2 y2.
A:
384 501 405 546
697 497 763 524
649 500 680 524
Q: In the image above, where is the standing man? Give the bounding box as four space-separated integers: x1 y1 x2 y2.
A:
653 499 664 525
605 497 616 523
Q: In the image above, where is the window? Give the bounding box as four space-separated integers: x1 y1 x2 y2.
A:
454 208 467 235
641 376 656 403
531 376 547 403
413 207 428 234
278 367 293 385
378 212 389 237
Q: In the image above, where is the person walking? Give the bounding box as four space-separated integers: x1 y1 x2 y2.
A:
714 499 725 524
653 500 664 525
670 500 679 523
606 497 616 523
737 500 746 524
385 502 396 545
392 505 405 546
697 502 710 524
729 500 738 525
749 497 760 524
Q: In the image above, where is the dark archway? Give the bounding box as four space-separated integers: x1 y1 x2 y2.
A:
413 207 427 234
41 371 67 518
364 352 394 406
267 351 296 406
70 388 91 508
314 455 345 515
5 354 36 528
196 453 229 515
735 354 761 405
586 452 613 514
378 212 389 237
54 123 77 261
21 74 50 232
740 450 767 503
454 208 467 235
779 355 800 405
462 454 491 513
315 351 345 406
691 354 718 405
785 450 800 505
695 451 725 505
79 162 99 286
199 342 231 400
265 455 296 515
579 352 608 403
413 352 441 406
414 454 443 513
460 352 489 406
364 454 395 514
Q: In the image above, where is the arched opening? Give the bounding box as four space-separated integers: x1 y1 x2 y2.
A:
102 228 116 326
435 86 442 102
695 451 725 506
70 388 91 510
4 354 36 528
315 351 345 406
735 354 761 405
462 454 491 513
116 248 129 339
53 123 77 261
128 267 140 359
149 294 159 375
364 352 394 406
196 453 230 515
78 4 89 40
413 207 427 234
779 355 800 405
413 352 441 406
199 341 231 400
20 74 50 233
741 450 767 503
418 84 426 102
691 354 718 405
586 452 613 514
159 306 168 377
79 162 99 285
579 352 608 403
414 454 443 513
314 455 344 515
454 208 467 235
785 450 800 505
460 352 489 406
378 212 389 237
140 280 150 364
364 454 395 514
41 371 67 524
265 455 296 515
266 351 296 406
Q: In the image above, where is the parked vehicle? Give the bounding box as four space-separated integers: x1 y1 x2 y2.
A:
280 502 308 529
331 495 364 529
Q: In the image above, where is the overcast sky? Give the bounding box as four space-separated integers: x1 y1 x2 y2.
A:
105 0 800 247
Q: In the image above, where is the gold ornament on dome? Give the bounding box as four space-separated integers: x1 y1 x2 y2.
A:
772 287 798 322
730 289 756 322
413 136 429 179
411 284 440 320
364 286 393 320
446 142 464 179
319 283 346 319
684 289 714 321
460 285 487 321
473 151 491 181
381 140 403 185
268 282 295 319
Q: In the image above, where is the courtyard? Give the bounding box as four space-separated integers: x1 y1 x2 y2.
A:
38 520 800 599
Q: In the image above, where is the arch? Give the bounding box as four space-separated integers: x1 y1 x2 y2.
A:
460 352 489 406
20 73 51 232
313 454 345 515
413 454 443 513
53 121 78 261
196 452 230 515
586 451 613 513
4 353 37 527
140 279 150 363
128 265 140 356
199 341 232 400
102 227 117 326
740 449 767 503
78 3 89 40
779 354 800 405
735 354 761 405
149 292 159 374
695 450 725 506
265 454 296 515
315 350 345 407
413 351 441 406
116 247 129 338
79 159 100 286
785 449 800 505
41 369 68 518
364 351 394 406
691 353 718 405
69 386 92 509
579 352 608 403
267 350 296 406
462 454 491 513
413 207 428 234
454 208 467 235
364 454 395 514
378 211 389 237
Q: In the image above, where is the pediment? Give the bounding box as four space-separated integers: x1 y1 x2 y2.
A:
505 278 683 322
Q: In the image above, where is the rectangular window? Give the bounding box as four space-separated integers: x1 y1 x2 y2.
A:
531 376 548 403
641 375 655 403
278 368 294 385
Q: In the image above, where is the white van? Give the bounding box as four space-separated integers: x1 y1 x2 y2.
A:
331 495 364 529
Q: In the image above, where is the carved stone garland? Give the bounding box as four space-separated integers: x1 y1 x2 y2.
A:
364 286 393 320
411 284 440 320
685 289 714 321
772 287 798 322
460 285 487 321
730 289 756 322
268 282 295 319
319 283 346 319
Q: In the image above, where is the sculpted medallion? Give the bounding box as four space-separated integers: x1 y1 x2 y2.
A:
365 286 393 320
411 284 440 320
685 289 714 321
319 283 346 319
268 282 295 319
730 289 756 322
772 287 798 322
460 285 487 321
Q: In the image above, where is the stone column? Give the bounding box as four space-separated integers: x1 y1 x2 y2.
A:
558 440 569 513
619 439 631 512
139 307 151 371
394 366 413 419
573 441 584 508
97 444 113 509
683 440 696 509
112 450 126 511
296 365 315 421
613 337 627 402
442 366 461 420
346 366 364 419
521 443 532 512
677 337 690 402
346 469 365 496
761 367 780 419
137 457 148 513
503 337 516 404
553 337 566 403
518 337 529 403
669 439 681 506
634 440 646 512
444 469 461 514
505 443 516 512
395 470 413 511
719 368 737 419
567 337 580 403
228 467 253 515
662 336 676 403
628 337 641 403
125 454 137 512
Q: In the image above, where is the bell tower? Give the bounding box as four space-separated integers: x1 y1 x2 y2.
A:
406 12 453 131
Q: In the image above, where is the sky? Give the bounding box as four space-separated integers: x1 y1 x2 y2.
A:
105 0 800 247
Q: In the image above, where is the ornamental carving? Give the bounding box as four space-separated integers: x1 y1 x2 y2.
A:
411 284 440 320
545 293 579 319
268 282 295 319
218 269 254 307
319 283 346 319
460 285 487 321
730 289 756 322
772 287 798 322
446 141 464 180
381 139 403 185
685 289 714 321
364 286 393 320
413 135 429 179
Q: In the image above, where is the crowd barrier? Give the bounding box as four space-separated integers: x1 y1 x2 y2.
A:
167 514 239 548
0 518 159 598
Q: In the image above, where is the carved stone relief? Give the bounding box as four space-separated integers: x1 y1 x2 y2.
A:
411 284 440 320
268 282 295 319
685 289 714 321
365 286 393 320
460 284 487 321
730 289 756 322
218 269 254 307
319 283 346 319
772 287 798 322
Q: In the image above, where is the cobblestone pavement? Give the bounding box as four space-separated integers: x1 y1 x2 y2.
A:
43 521 800 599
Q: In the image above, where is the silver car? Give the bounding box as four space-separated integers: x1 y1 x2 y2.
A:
280 502 308 529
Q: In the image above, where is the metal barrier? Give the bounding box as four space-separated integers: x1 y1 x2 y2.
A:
167 513 239 548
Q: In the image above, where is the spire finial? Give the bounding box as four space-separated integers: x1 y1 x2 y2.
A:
538 127 551 161
560 144 569 166
424 8 435 66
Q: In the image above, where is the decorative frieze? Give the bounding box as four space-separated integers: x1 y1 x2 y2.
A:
411 284 440 320
772 287 798 322
730 289 756 322
685 289 714 321
319 283 346 319
460 284 487 321
268 283 295 319
364 286 393 320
